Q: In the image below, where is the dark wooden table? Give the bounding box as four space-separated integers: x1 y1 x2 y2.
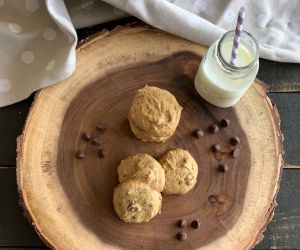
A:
0 18 299 250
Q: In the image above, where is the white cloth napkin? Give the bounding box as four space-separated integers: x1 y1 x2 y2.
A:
0 0 77 107
0 0 299 107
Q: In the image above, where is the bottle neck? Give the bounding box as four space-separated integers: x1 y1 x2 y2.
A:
215 30 259 77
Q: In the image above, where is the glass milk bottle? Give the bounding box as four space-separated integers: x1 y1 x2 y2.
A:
194 30 259 108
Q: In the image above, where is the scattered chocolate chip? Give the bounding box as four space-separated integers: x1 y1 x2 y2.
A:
208 195 218 204
98 149 107 158
177 219 187 228
220 118 230 128
193 129 204 138
218 164 229 173
208 124 219 134
185 175 194 185
76 151 85 159
191 220 201 229
96 123 107 132
231 148 240 158
176 232 187 241
81 132 91 141
230 136 240 146
91 138 101 146
211 143 221 153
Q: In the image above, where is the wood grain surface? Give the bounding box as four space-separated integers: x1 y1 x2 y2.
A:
56 52 251 249
0 95 33 166
268 93 300 165
255 169 300 250
16 24 282 249
258 60 300 93
0 94 298 249
2 168 299 249
1 93 299 167
0 19 297 250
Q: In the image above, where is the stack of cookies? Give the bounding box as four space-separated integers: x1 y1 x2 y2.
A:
113 86 198 223
113 154 164 223
127 85 182 143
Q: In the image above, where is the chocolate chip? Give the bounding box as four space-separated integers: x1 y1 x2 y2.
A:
191 220 201 229
177 219 187 228
193 129 204 138
96 123 107 132
98 149 107 158
218 164 229 173
176 232 187 241
220 118 230 128
208 195 218 204
76 151 85 159
230 136 240 146
128 203 138 212
91 138 101 146
211 143 221 153
185 175 194 185
81 132 91 141
231 148 240 158
208 124 219 134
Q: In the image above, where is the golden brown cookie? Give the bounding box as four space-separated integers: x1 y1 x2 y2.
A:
113 180 162 223
117 153 165 192
128 85 182 142
159 148 198 195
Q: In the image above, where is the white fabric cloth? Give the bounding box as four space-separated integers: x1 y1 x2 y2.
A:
0 0 77 107
0 0 299 107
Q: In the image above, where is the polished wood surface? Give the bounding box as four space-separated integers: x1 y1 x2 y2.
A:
16 24 282 249
56 52 251 249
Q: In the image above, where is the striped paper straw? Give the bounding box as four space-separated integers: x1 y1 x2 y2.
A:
230 7 246 66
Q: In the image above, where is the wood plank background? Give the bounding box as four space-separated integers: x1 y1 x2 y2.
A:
0 18 299 249
258 61 300 93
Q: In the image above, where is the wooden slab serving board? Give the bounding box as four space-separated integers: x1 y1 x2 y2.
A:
17 23 283 250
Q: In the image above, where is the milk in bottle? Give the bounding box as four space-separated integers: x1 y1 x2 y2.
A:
194 31 259 108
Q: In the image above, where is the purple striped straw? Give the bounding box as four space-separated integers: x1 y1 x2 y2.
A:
230 7 246 66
